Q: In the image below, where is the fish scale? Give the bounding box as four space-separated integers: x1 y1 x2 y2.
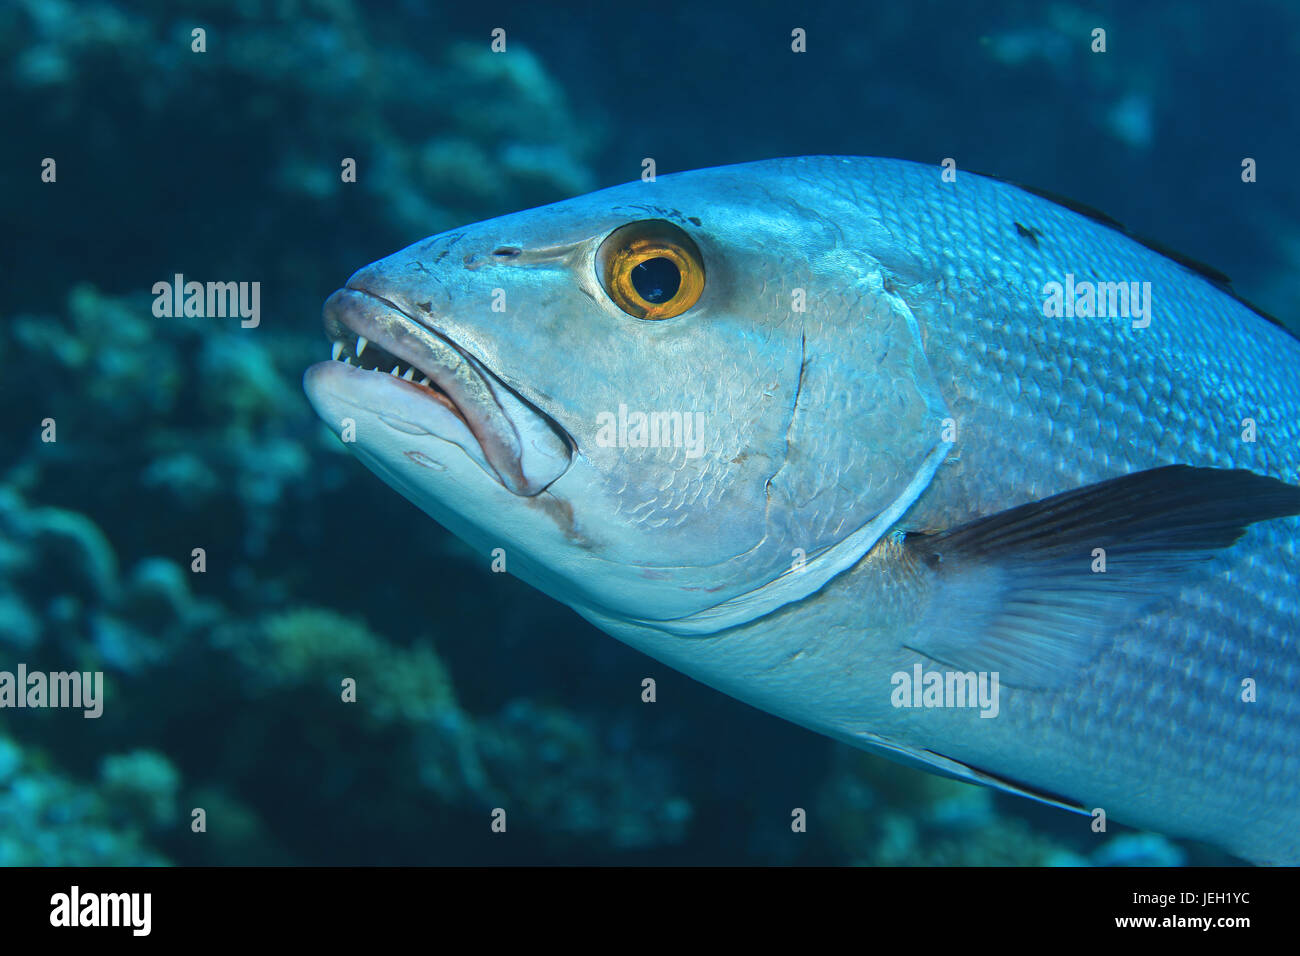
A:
812 158 1300 862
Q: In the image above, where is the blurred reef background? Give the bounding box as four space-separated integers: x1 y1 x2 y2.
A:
2 0 1297 864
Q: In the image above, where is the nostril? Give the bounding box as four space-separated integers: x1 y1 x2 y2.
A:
464 246 521 270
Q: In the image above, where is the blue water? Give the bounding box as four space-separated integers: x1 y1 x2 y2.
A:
2 0 1294 865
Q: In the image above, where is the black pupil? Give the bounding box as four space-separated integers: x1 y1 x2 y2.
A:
631 257 681 304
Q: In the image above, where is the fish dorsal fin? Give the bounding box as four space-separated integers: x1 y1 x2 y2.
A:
904 465 1300 688
974 168 1292 337
848 730 1089 816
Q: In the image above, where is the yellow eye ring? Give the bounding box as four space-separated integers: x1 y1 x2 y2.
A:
596 220 705 319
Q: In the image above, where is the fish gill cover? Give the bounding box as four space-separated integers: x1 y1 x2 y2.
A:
0 0 1297 871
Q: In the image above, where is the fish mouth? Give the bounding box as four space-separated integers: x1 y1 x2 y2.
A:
309 287 572 496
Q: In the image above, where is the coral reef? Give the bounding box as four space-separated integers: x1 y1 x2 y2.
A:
0 736 170 866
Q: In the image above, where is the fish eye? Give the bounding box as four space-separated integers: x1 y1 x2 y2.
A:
596 219 704 319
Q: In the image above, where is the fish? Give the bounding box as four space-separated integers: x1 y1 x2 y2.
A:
303 156 1300 864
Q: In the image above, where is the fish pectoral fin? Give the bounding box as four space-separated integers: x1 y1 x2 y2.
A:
903 465 1300 689
851 731 1089 816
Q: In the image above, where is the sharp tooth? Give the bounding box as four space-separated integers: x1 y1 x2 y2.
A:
332 341 343 361
342 355 352 365
390 365 401 376
402 367 416 381
419 376 431 387
357 336 368 357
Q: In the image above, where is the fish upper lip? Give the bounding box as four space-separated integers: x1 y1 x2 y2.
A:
318 285 572 495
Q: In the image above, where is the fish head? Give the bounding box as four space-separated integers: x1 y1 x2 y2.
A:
304 158 950 635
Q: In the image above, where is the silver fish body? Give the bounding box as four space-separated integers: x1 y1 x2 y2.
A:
304 157 1300 864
